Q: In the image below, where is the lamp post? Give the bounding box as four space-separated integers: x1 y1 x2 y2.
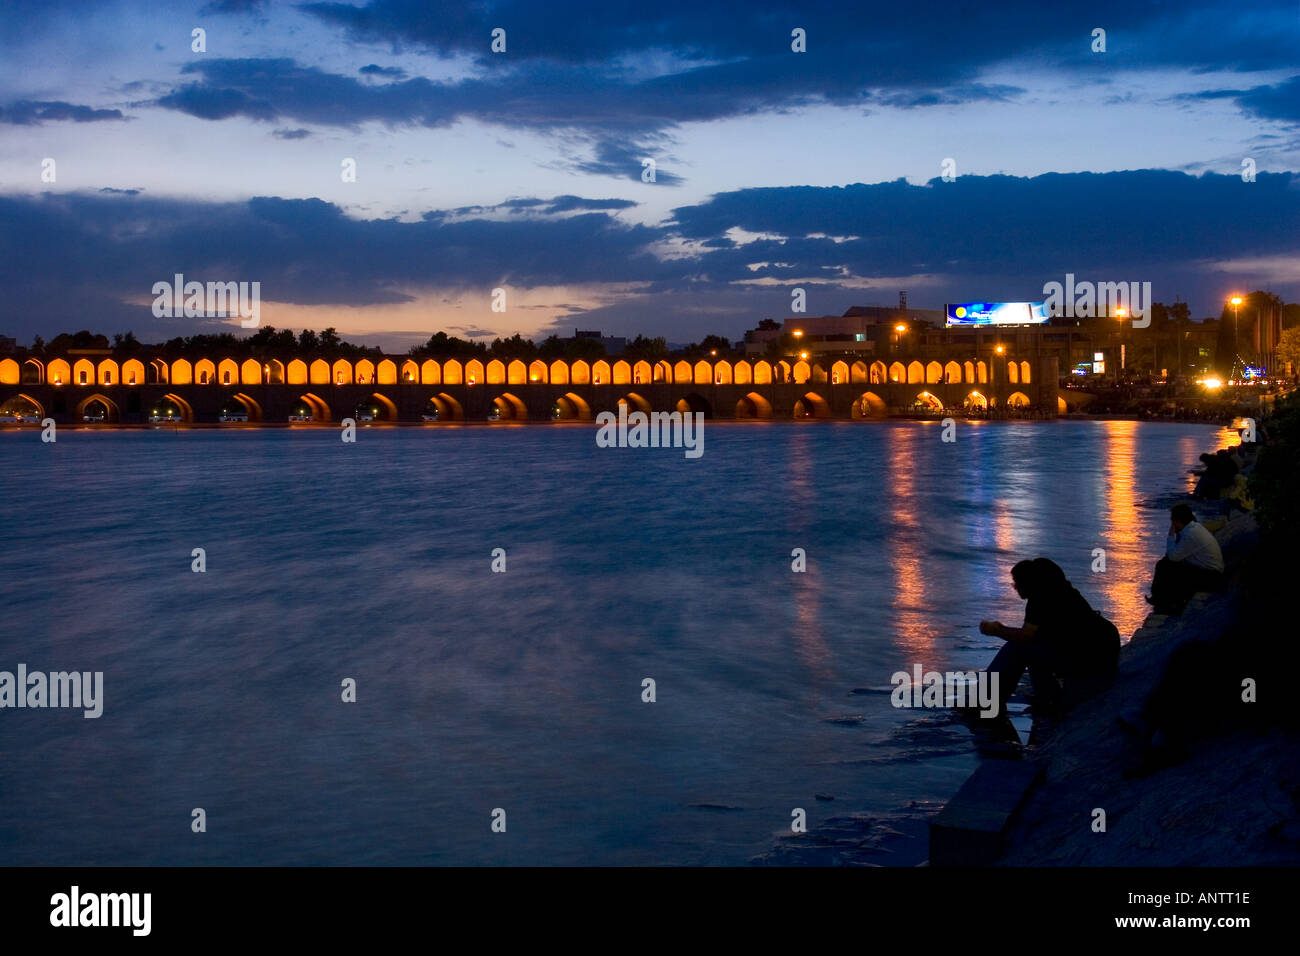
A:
1116 306 1127 377
1229 295 1243 382
994 343 1004 410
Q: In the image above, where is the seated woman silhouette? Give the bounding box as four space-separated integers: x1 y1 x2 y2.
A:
978 558 1119 713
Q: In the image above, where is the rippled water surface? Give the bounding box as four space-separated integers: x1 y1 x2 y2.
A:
0 420 1229 864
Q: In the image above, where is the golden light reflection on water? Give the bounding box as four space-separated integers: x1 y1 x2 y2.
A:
886 426 938 656
786 430 832 682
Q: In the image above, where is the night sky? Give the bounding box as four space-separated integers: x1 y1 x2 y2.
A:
1 0 1297 349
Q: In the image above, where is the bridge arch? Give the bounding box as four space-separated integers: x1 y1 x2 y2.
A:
653 360 671 383
735 391 772 419
733 360 752 385
612 360 631 385
240 358 263 384
964 360 975 384
944 361 962 384
907 361 924 384
888 362 904 383
306 359 328 385
352 358 374 384
1006 391 1031 407
693 360 711 385
47 358 70 385
528 360 548 384
914 391 944 411
1020 361 1032 384
548 360 568 385
465 359 485 385
368 392 397 420
75 392 119 422
869 361 887 384
793 391 831 419
227 392 263 422
443 360 463 385
401 359 419 383
924 361 942 384
71 358 95 385
592 360 611 385
286 359 307 384
792 360 811 384
753 361 772 384
507 360 527 385
831 360 849 385
157 393 192 422
491 392 527 420
1 392 44 418
1007 361 1019 384
619 392 652 415
850 360 868 384
435 392 463 419
300 392 332 421
115 358 139 386
214 358 236 385
632 360 652 385
377 359 397 385
965 390 988 412
676 393 712 418
22 358 45 384
552 392 591 421
673 360 692 384
853 391 887 419
0 358 19 384
976 360 988 384
714 360 733 385
421 359 440 385
332 359 354 385
570 360 590 385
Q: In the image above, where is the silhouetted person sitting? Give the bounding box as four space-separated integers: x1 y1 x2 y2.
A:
1192 450 1238 498
1146 504 1224 615
978 558 1120 716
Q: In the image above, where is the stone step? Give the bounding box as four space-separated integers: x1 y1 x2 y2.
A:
929 760 1044 865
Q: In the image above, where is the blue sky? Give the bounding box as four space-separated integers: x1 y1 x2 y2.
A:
1 0 1297 349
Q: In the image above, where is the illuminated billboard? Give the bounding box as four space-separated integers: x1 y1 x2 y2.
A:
945 302 1050 327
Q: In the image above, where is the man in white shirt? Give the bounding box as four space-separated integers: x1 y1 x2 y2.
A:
1146 504 1225 614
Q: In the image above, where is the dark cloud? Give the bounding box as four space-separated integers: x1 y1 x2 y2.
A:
201 0 268 12
0 100 125 125
300 1 1299 73
1 171 1296 345
272 127 312 139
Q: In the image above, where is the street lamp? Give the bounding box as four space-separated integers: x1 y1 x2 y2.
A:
1115 307 1127 374
1229 295 1244 382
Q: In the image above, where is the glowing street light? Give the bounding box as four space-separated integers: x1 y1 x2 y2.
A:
792 330 804 338
895 324 906 333
799 351 809 360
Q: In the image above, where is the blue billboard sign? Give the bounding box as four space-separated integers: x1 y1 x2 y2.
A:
945 302 1050 327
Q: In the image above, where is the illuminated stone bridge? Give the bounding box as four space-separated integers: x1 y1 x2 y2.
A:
0 352 1060 424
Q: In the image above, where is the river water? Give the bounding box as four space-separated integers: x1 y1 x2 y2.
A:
0 419 1230 865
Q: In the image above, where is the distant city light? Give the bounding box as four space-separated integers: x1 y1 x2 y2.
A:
1202 377 1223 389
